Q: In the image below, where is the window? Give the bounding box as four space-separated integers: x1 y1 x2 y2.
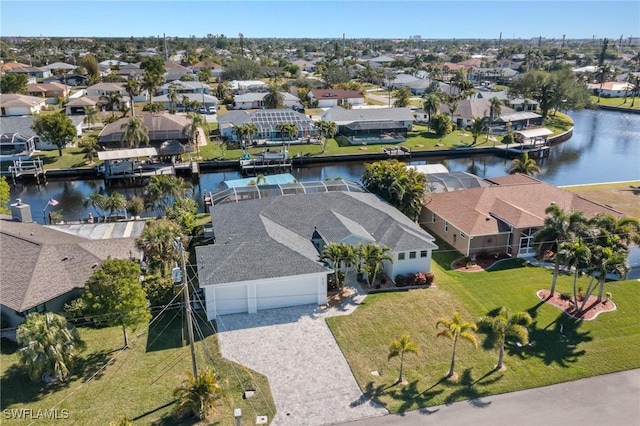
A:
409 251 416 259
398 253 405 261
420 250 428 258
444 222 449 233
460 232 466 238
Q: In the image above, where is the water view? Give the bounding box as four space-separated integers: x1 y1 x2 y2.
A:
8 109 640 224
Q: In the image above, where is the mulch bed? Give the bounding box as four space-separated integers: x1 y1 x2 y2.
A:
537 290 616 320
451 254 511 272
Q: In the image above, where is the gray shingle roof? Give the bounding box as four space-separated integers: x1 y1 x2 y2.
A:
196 191 436 285
321 107 415 124
0 116 38 138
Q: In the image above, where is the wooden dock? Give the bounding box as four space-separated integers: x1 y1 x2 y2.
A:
494 142 551 159
9 158 46 185
240 159 292 176
383 146 411 158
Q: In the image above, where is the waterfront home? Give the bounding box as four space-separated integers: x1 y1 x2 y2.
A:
308 89 365 108
196 182 437 317
420 174 623 258
232 92 302 110
0 115 82 153
97 113 191 149
587 81 634 98
321 106 414 144
218 109 318 144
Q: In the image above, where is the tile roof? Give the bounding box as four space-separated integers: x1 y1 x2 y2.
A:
0 218 141 312
425 175 623 235
196 191 437 285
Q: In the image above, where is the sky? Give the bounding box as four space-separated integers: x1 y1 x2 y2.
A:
1 1 638 40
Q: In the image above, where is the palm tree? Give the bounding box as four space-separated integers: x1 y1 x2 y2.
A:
84 192 109 221
447 99 459 123
469 117 488 145
388 334 418 385
509 152 541 175
263 84 285 109
423 94 440 129
596 63 612 104
141 70 163 101
100 91 123 117
489 97 503 123
277 122 299 145
233 124 248 151
136 218 182 276
184 112 208 158
124 77 140 117
83 106 99 129
17 312 85 382
314 120 337 153
120 117 149 148
244 122 258 147
533 205 588 296
173 367 223 420
361 243 393 288
105 192 127 218
321 242 345 289
479 307 532 371
167 83 179 111
436 312 478 379
557 239 591 308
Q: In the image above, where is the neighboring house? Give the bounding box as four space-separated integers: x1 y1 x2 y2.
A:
45 62 76 72
0 61 29 73
187 61 225 80
497 111 544 130
158 81 211 95
65 96 98 115
420 174 623 258
230 80 267 92
196 184 437 317
321 106 415 144
469 67 519 84
0 116 83 151
97 112 191 148
26 82 70 102
0 93 46 116
309 89 365 108
587 81 634 98
85 82 127 97
5 66 51 79
438 98 516 128
233 92 302 110
386 73 421 88
218 109 318 143
407 166 493 194
0 131 36 161
291 59 317 73
43 73 88 87
476 90 539 112
151 93 219 112
0 212 144 329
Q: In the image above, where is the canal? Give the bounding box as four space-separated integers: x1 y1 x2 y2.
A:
8 109 640 225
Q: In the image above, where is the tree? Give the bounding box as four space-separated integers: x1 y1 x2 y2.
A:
315 120 337 153
141 70 163 101
584 244 628 307
393 86 412 107
140 56 166 76
173 367 223 420
120 117 149 148
263 84 285 109
388 334 418 385
321 242 345 289
81 258 151 348
126 196 145 219
84 192 109 221
362 159 428 221
422 94 440 129
533 204 588 296
479 307 532 370
509 152 541 175
436 312 478 378
430 113 453 137
0 176 11 214
361 242 393 288
0 73 28 94
596 38 610 104
17 312 84 382
123 77 141 117
100 91 123 117
165 196 198 235
277 122 298 143
83 106 99 129
146 174 193 212
105 192 127 218
136 219 183 276
79 53 100 84
78 136 99 164
489 97 503 122
198 67 211 84
184 112 208 157
167 83 179 110
31 113 77 156
469 117 488 145
557 239 591 308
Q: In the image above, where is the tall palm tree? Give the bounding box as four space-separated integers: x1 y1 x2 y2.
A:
479 307 532 370
233 124 248 150
167 83 179 111
100 91 123 117
120 117 149 148
423 94 440 129
361 243 393 287
321 242 345 289
469 117 488 145
436 312 478 378
83 106 99 129
141 70 163 101
84 192 109 221
124 77 140 117
596 65 611 104
508 152 541 175
315 120 337 153
277 122 298 145
533 205 588 296
388 334 418 385
173 367 223 420
184 112 208 158
263 84 285 109
447 99 459 123
17 312 85 382
584 244 628 307
557 239 591 308
136 218 182 276
244 122 258 146
489 97 503 123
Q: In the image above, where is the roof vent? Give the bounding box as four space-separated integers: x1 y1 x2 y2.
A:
91 263 99 269
61 256 69 261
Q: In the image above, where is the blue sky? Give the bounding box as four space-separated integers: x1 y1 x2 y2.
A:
1 1 638 40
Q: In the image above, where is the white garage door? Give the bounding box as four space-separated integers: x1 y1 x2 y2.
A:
256 277 318 311
214 285 248 315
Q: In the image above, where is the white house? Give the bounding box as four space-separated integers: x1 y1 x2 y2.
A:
0 94 46 116
233 92 302 110
85 82 127 97
308 89 365 108
196 184 437 318
588 81 634 98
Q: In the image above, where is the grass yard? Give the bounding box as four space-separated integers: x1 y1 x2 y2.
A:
327 245 640 413
590 96 640 110
561 181 640 219
0 311 275 425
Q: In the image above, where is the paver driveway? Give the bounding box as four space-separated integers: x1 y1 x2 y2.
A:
216 287 387 425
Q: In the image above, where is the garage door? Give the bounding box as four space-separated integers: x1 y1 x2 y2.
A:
214 285 248 315
256 278 318 311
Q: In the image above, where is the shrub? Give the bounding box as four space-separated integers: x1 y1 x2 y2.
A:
560 292 572 301
424 272 435 286
395 274 408 287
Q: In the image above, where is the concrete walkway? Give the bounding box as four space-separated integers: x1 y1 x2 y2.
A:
216 281 387 425
339 369 640 426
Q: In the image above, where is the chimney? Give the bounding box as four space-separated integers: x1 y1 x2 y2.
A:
11 199 33 223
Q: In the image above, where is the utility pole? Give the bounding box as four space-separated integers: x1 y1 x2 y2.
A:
174 238 198 378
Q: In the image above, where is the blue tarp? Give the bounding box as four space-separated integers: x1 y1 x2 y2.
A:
223 173 296 188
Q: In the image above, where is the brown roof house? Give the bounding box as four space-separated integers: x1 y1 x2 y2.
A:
419 174 623 258
0 208 144 330
308 89 365 108
97 112 191 149
0 93 47 116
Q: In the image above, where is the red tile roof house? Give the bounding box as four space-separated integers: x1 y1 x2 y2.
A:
0 215 144 332
308 89 365 108
419 174 623 258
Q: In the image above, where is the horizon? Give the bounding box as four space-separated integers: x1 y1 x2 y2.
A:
1 1 638 41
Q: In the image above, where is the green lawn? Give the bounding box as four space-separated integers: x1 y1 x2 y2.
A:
327 245 640 413
590 96 640 110
0 312 275 425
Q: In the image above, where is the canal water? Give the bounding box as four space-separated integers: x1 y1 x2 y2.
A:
8 109 640 225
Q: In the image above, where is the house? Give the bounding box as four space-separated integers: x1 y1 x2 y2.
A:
320 106 415 145
233 92 301 110
64 96 98 115
188 61 225 80
0 61 29 73
229 80 267 92
151 93 219 112
0 131 36 161
438 98 516 128
26 82 70 102
587 81 634 98
0 211 144 329
469 67 519 84
0 116 83 151
5 66 51 79
97 113 191 149
196 184 437 317
85 82 127 97
45 62 76 73
158 81 211 95
476 91 539 112
0 94 46 116
218 109 318 143
291 59 317 73
43 73 87 87
420 174 623 258
308 89 365 108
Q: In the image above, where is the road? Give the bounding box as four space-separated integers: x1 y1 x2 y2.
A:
336 369 640 426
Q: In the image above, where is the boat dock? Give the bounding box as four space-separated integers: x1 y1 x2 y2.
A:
9 158 46 185
239 149 292 176
383 146 411 158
